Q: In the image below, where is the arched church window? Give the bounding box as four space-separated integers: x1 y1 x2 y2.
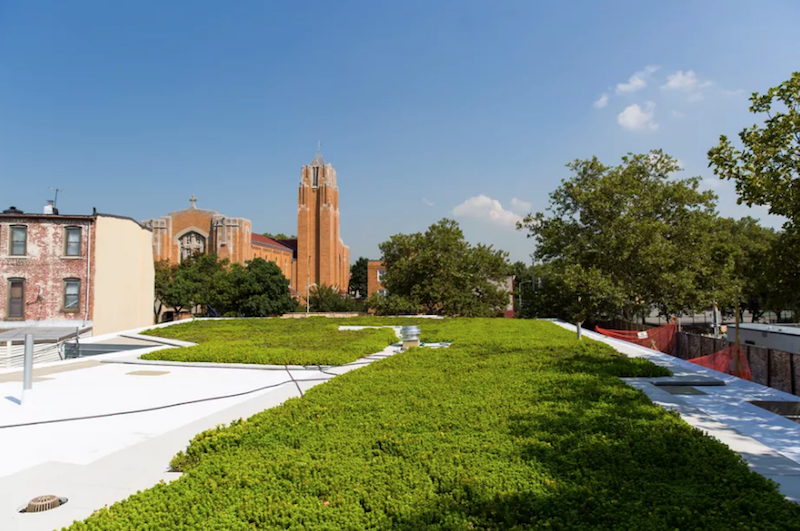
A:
179 231 206 261
313 167 319 187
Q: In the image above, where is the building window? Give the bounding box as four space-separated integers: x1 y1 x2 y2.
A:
65 227 82 256
7 279 24 319
377 289 388 297
64 279 80 311
10 225 27 256
377 269 386 283
313 167 319 187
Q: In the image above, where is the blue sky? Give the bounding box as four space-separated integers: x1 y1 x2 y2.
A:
2 1 799 263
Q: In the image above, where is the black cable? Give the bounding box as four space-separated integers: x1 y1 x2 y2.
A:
0 376 331 430
2 349 403 430
285 365 304 397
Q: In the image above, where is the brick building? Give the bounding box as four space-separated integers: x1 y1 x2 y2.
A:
0 206 154 335
296 151 350 297
144 196 295 283
367 260 387 297
143 150 350 298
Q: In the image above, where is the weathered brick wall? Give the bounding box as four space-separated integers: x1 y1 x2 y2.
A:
367 260 386 298
0 218 93 323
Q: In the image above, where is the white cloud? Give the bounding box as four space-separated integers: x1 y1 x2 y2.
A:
593 93 609 109
616 65 659 94
422 198 434 207
617 102 658 131
452 195 522 228
662 70 699 90
671 109 684 118
662 70 714 101
510 197 532 214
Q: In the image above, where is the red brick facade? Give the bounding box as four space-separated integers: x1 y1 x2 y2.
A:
367 260 386 298
144 151 350 297
144 201 294 283
0 215 94 324
296 152 350 297
0 210 154 334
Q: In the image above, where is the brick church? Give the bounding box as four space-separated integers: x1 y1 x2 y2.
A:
144 150 350 298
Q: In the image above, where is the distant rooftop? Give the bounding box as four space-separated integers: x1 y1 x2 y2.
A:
733 323 800 336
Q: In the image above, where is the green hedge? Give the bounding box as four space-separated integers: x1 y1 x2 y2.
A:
67 319 800 530
139 318 399 366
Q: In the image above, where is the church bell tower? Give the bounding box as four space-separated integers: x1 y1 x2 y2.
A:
296 147 350 299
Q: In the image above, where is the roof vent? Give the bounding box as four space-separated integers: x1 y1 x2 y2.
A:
3 206 23 214
22 495 66 513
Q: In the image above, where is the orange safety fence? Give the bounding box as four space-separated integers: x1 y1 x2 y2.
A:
594 322 677 354
688 344 752 380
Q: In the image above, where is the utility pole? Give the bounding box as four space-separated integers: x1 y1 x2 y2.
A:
712 297 720 339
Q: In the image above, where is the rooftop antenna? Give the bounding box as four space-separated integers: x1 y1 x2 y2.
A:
317 140 322 153
49 187 64 208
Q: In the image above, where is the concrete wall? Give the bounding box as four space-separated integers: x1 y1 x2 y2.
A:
92 216 154 335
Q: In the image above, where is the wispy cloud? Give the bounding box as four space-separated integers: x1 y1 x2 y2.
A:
453 195 522 228
422 198 434 207
662 69 713 101
617 102 658 131
593 93 609 109
616 65 659 95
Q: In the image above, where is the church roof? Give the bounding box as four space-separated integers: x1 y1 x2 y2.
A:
251 233 293 251
311 150 325 166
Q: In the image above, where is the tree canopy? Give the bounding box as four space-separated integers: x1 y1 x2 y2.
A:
348 257 369 299
155 254 295 319
374 219 510 316
261 232 295 240
518 151 731 322
708 72 800 229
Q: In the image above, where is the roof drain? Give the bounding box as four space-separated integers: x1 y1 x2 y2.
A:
20 495 67 513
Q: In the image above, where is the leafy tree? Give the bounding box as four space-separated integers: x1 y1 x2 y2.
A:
230 258 295 317
510 260 535 318
365 292 419 316
708 72 800 229
377 219 510 316
157 254 294 318
261 232 295 240
349 257 369 298
154 259 176 321
518 151 724 322
160 268 195 318
308 284 361 312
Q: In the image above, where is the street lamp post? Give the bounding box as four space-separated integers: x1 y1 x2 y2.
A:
306 283 317 313
518 280 532 318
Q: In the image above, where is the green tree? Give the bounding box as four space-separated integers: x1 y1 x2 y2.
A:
308 284 361 312
154 259 176 321
708 72 800 229
261 232 295 240
518 151 724 322
365 292 419 316
510 260 535 318
231 258 295 317
376 219 510 316
348 257 369 298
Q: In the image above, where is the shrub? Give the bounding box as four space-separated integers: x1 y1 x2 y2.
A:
67 319 800 530
140 318 398 366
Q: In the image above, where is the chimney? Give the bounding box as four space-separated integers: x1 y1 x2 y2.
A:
44 200 54 215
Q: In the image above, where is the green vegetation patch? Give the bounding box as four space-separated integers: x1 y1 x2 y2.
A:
69 319 800 530
140 318 399 366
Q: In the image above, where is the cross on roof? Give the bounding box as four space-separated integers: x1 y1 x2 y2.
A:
189 194 197 208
